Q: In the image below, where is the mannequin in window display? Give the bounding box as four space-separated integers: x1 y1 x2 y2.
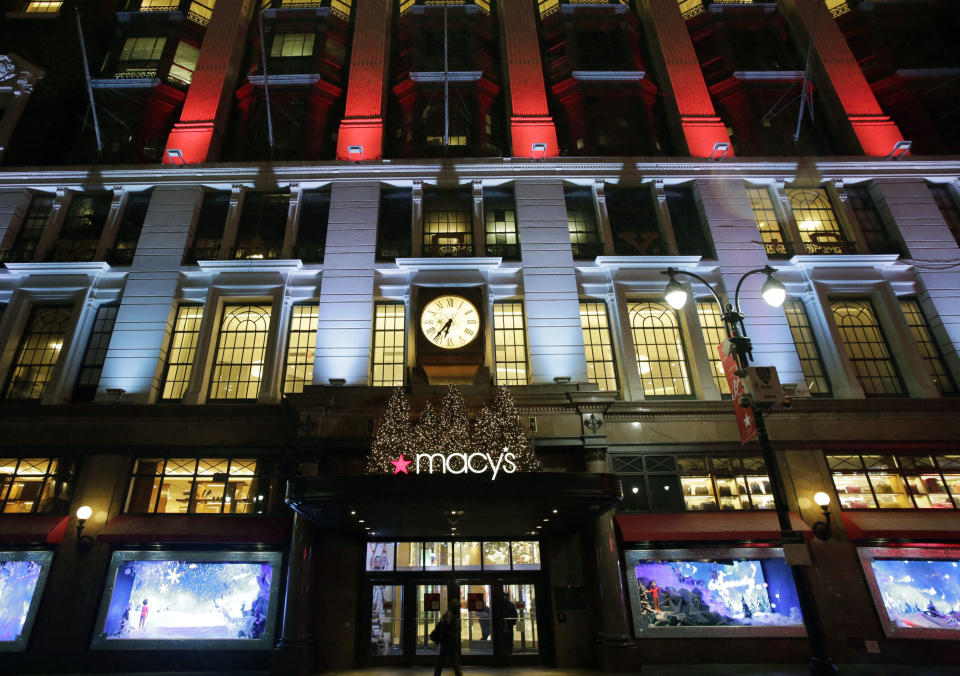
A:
649 581 661 612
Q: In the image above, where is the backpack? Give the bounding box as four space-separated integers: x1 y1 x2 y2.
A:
429 620 445 645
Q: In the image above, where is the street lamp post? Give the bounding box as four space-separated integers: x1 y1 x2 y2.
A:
661 266 836 676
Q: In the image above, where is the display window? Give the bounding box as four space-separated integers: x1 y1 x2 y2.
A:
828 453 960 510
370 584 403 655
90 550 281 650
0 551 53 652
624 548 805 637
858 547 960 639
367 540 539 572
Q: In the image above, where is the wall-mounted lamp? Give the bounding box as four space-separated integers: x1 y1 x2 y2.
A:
347 145 364 162
165 148 185 165
887 140 912 160
531 142 547 159
75 505 95 553
708 142 730 160
553 376 571 384
811 491 832 540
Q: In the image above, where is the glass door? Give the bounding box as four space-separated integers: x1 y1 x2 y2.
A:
415 583 448 656
369 584 403 656
500 582 539 658
458 583 493 656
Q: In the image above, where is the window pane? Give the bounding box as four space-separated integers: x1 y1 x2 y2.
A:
157 477 195 513
424 542 452 570
209 304 272 400
511 541 540 570
482 541 510 570
681 476 716 511
747 187 789 256
4 307 72 401
25 2 63 12
628 301 692 397
493 302 528 386
371 584 403 656
832 472 877 509
484 187 519 259
271 32 315 58
899 299 955 395
372 303 405 387
579 301 618 392
423 190 472 257
831 300 903 396
0 457 70 514
283 304 319 395
74 304 119 401
867 474 911 509
905 475 954 509
119 37 167 61
396 542 424 570
787 188 852 254
454 541 482 570
565 187 602 259
169 41 200 85
665 186 712 257
784 300 831 396
606 185 663 256
695 300 729 395
367 542 396 571
160 305 204 400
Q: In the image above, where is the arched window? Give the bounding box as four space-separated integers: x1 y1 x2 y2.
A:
628 301 693 397
830 300 903 396
787 188 851 254
209 304 273 400
4 307 72 400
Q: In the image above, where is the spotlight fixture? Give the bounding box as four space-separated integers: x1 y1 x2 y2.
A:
553 376 571 384
165 148 185 165
347 145 364 162
708 142 730 160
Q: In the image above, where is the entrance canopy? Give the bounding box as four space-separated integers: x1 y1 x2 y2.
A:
286 473 622 538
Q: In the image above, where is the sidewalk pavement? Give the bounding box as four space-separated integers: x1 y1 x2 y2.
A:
316 667 960 676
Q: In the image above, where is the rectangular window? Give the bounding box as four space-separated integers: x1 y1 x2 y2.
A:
282 304 318 395
824 0 850 18
899 299 956 395
746 186 789 256
271 33 315 58
124 457 265 514
4 306 72 401
606 185 663 256
847 185 901 255
139 0 180 9
579 301 618 392
185 190 230 263
483 187 519 260
678 0 705 21
73 304 119 402
423 189 473 257
830 299 904 396
169 41 200 85
234 191 289 260
377 187 412 260
294 189 330 263
24 1 62 12
372 303 405 387
695 300 730 396
564 187 602 259
787 187 853 254
209 304 272 400
0 458 76 514
109 190 151 266
3 194 52 263
929 184 960 247
827 453 960 510
628 301 693 397
187 0 214 24
665 186 713 258
493 302 528 386
784 299 831 396
119 37 167 61
52 193 112 262
159 304 204 400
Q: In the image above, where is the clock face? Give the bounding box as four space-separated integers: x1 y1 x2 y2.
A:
420 295 480 349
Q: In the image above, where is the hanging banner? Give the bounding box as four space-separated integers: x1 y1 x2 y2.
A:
718 342 757 444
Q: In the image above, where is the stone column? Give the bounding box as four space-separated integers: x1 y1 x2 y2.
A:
779 0 905 157
498 0 560 157
638 0 733 158
163 0 257 164
274 510 316 675
94 187 128 261
335 0 393 160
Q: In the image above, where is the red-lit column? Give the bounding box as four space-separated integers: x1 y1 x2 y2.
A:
335 0 393 160
498 0 559 158
162 0 256 164
781 0 905 157
640 0 733 158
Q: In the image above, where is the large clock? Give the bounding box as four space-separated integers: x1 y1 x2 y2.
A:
419 295 480 349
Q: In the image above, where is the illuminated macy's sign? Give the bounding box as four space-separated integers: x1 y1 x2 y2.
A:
391 452 518 480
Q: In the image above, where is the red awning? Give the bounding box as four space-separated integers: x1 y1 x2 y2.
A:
615 512 812 542
840 511 960 541
97 515 291 544
0 515 69 544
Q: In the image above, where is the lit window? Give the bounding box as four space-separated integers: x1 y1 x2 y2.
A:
565 187 602 259
929 184 960 247
493 302 528 386
824 0 850 18
784 299 831 396
271 33 315 58
4 307 72 401
23 1 62 12
399 0 415 14
0 458 76 514
169 41 200 85
678 0 704 21
628 301 693 397
187 0 215 24
74 304 119 402
830 299 903 396
899 299 956 395
787 188 853 254
160 304 204 400
746 186 789 256
139 0 180 10
372 303 405 387
209 304 272 400
828 453 960 510
423 191 473 257
282 304 319 395
124 457 264 514
119 37 167 61
484 188 519 259
537 0 558 18
579 301 618 392
695 300 730 396
330 0 351 19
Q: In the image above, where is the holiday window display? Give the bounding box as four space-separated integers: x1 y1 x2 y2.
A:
0 551 53 651
858 547 960 639
92 550 280 650
625 548 805 637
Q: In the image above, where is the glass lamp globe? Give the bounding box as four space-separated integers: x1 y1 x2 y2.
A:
761 275 786 308
813 492 831 507
664 279 689 309
76 505 93 520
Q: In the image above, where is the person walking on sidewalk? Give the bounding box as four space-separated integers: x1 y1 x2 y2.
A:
432 599 462 676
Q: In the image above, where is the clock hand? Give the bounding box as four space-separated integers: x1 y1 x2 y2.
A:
438 318 453 338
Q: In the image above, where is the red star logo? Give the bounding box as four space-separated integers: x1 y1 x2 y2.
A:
391 454 412 475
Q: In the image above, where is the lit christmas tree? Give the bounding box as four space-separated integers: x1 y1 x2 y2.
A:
438 386 471 471
490 386 542 471
364 388 413 474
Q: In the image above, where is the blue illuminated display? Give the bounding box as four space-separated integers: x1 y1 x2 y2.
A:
0 560 44 642
871 558 960 633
